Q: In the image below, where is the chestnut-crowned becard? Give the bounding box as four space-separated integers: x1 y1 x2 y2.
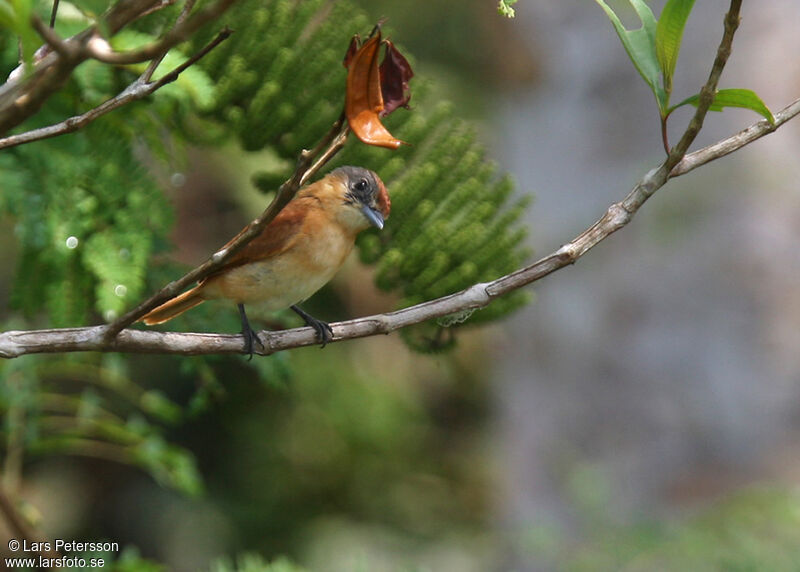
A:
140 166 390 355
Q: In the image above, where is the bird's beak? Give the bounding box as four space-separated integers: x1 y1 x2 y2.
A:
361 204 385 230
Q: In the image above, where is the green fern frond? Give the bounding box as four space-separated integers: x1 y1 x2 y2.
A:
0 353 202 496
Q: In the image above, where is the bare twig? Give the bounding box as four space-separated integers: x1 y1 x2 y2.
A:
671 96 798 176
85 0 235 65
136 0 181 20
151 26 232 85
143 0 198 82
0 28 232 151
486 0 745 293
31 16 75 58
49 0 60 28
302 123 350 186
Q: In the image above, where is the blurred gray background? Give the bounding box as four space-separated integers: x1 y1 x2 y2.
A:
490 1 800 567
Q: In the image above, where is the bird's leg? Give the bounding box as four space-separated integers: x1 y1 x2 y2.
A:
238 303 264 359
290 305 333 347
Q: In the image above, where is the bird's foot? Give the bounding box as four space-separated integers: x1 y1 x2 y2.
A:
290 305 334 347
238 303 264 360
241 322 265 360
307 317 333 348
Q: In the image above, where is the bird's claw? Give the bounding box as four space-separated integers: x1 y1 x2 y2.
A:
309 318 334 348
238 303 264 360
241 323 265 360
290 305 334 347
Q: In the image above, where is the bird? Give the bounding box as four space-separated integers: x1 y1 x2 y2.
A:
140 166 391 356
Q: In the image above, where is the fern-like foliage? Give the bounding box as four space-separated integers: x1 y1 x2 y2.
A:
191 0 532 350
0 36 189 325
0 352 202 496
0 12 213 495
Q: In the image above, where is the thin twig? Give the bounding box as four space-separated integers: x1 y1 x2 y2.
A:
660 115 670 155
151 26 232 86
492 0 745 289
301 123 350 187
31 16 77 59
49 0 60 28
143 0 197 83
671 96 797 176
85 0 235 65
0 28 232 151
666 0 742 168
136 0 181 20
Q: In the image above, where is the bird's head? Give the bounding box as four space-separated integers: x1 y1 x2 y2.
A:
328 166 391 232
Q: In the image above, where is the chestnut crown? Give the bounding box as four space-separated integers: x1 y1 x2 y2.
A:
333 166 391 230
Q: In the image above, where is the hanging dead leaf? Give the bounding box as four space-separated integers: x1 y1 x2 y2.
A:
343 34 360 69
343 27 413 149
379 40 414 116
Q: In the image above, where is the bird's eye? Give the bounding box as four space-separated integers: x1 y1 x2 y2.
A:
354 178 368 192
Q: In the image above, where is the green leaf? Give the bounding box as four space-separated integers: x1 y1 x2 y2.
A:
656 0 696 96
497 0 518 18
671 88 775 124
593 0 666 112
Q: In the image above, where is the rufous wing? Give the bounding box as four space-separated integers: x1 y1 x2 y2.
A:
141 198 316 326
203 198 312 280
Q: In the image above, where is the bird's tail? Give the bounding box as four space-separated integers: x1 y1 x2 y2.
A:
141 286 205 325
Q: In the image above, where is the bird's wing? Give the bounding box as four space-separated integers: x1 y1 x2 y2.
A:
203 198 312 279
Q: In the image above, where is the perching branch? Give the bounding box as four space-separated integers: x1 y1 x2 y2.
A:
1 93 798 359
0 0 787 359
0 28 232 151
